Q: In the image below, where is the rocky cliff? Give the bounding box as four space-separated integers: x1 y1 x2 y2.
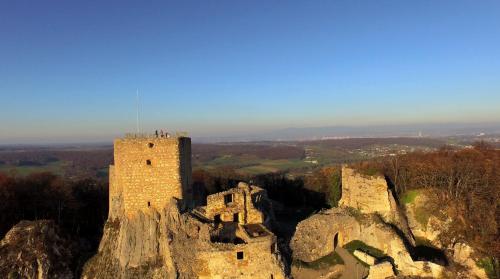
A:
290 207 444 277
291 167 448 278
340 166 415 246
82 198 210 278
0 220 76 279
82 197 286 279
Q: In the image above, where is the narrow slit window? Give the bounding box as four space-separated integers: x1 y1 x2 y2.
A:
147 201 151 207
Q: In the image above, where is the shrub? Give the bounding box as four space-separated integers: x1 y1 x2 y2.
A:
476 257 499 279
401 189 419 204
343 240 386 259
292 252 344 270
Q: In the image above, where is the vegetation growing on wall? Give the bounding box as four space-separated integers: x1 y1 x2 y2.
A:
292 251 344 270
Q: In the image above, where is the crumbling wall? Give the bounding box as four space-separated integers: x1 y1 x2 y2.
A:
340 166 415 245
340 166 393 213
198 236 285 279
204 183 265 225
84 136 287 279
205 187 247 223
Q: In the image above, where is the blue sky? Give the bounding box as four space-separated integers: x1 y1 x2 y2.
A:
1 1 499 143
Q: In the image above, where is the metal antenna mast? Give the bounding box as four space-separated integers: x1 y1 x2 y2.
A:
136 89 140 134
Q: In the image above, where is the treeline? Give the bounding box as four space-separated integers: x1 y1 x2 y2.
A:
0 149 113 180
0 149 113 168
352 142 499 258
0 172 108 249
192 166 337 211
300 137 445 149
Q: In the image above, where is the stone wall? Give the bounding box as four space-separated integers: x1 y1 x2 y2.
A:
339 166 393 213
198 235 285 279
290 208 356 262
204 182 265 225
112 137 192 216
340 166 415 245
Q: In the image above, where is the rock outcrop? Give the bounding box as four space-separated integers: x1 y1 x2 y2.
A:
82 198 209 278
83 196 286 279
84 136 287 278
0 220 75 279
403 190 488 278
290 207 443 277
366 261 394 279
291 167 446 278
403 189 451 248
451 243 488 279
340 166 415 246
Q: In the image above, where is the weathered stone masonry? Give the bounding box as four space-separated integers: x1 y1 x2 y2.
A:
203 183 268 225
109 136 192 217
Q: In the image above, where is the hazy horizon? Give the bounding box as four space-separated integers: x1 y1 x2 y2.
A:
2 1 500 144
1 121 499 145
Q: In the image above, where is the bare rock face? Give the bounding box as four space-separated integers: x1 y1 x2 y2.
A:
366 261 394 279
403 189 451 249
290 207 443 277
451 243 488 279
354 250 376 265
0 220 75 279
82 198 212 279
84 181 287 279
290 208 358 262
339 167 393 213
340 167 415 246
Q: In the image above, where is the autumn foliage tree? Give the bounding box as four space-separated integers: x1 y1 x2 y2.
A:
0 172 108 247
352 142 499 260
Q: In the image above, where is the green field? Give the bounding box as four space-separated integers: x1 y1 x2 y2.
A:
0 161 67 176
196 155 314 175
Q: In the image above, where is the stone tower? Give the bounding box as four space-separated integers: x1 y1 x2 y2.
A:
108 135 192 217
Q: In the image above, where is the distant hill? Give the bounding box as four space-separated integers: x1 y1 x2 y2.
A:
194 122 500 142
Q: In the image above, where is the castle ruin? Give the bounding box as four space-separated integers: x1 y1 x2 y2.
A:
91 133 286 278
194 183 284 278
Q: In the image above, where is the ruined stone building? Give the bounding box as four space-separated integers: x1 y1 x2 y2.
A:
195 183 274 226
193 183 284 278
83 134 286 279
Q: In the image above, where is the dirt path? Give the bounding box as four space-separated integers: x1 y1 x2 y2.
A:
336 247 369 279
